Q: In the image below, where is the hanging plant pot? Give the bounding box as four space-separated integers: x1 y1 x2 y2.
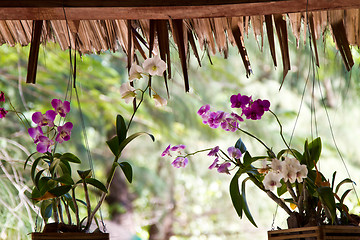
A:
31 232 109 240
268 225 360 240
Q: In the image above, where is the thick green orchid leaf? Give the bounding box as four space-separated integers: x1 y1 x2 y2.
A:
340 189 352 204
229 169 244 218
55 174 74 185
308 137 322 164
116 114 127 143
34 169 45 188
84 178 108 193
106 135 120 156
331 172 337 190
118 132 155 158
40 200 53 221
335 178 354 194
24 152 37 169
277 149 303 162
277 180 288 196
241 178 257 227
317 186 336 223
59 160 72 176
242 151 252 166
235 138 247 154
117 162 133 183
48 185 72 197
60 153 81 164
31 156 45 183
49 157 60 175
77 169 92 179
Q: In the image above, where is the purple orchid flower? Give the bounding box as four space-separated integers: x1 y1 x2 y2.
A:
208 146 219 156
32 110 57 127
161 144 172 157
197 104 210 116
227 146 242 159
170 144 186 154
0 91 5 102
208 157 219 169
36 136 54 153
51 99 71 117
171 157 189 168
230 93 251 109
0 108 8 118
56 122 73 143
28 126 44 144
217 162 231 174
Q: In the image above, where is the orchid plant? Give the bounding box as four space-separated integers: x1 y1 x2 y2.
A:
162 93 356 228
0 54 168 233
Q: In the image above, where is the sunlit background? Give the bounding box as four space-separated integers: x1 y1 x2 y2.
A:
1 26 360 240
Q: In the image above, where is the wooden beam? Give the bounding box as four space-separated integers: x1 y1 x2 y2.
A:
0 0 359 20
26 20 43 84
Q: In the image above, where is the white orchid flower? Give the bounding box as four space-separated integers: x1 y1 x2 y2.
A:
143 55 167 76
153 93 167 107
263 172 282 191
120 82 136 104
129 64 144 81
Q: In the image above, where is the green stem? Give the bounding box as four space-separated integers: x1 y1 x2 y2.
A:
127 86 149 131
269 110 297 158
237 127 276 158
71 188 80 229
83 180 92 231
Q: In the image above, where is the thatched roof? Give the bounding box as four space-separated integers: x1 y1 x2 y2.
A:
0 1 359 90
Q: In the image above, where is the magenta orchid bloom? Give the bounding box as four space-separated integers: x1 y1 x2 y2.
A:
161 144 172 157
0 91 5 102
28 126 44 144
36 136 54 153
227 146 242 159
56 122 73 143
171 157 189 168
32 110 57 127
217 162 231 174
51 99 70 117
208 146 219 156
170 144 186 154
0 108 8 118
208 157 219 169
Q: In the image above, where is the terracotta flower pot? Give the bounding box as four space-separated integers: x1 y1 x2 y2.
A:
268 225 360 240
31 232 109 240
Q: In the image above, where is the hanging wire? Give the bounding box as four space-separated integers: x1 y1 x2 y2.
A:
62 7 106 232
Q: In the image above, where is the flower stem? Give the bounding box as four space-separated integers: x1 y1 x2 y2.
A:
127 85 149 131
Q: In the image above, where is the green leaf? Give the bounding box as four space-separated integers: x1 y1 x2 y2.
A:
55 174 75 185
235 138 247 154
331 171 337 190
60 153 81 164
24 152 37 169
307 137 322 168
59 159 72 175
241 178 257 227
117 132 155 157
317 186 336 223
277 149 303 162
116 114 127 143
48 185 72 197
335 178 354 194
31 156 44 183
229 169 243 218
340 189 352 204
40 200 53 221
106 135 120 156
77 169 92 179
277 180 288 196
34 169 45 188
49 156 60 175
84 178 108 193
117 162 133 183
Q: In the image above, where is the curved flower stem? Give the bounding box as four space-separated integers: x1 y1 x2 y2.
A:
127 85 149 131
237 127 276 158
184 148 213 157
269 110 297 158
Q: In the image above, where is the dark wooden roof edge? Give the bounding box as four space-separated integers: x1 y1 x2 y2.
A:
0 0 359 20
